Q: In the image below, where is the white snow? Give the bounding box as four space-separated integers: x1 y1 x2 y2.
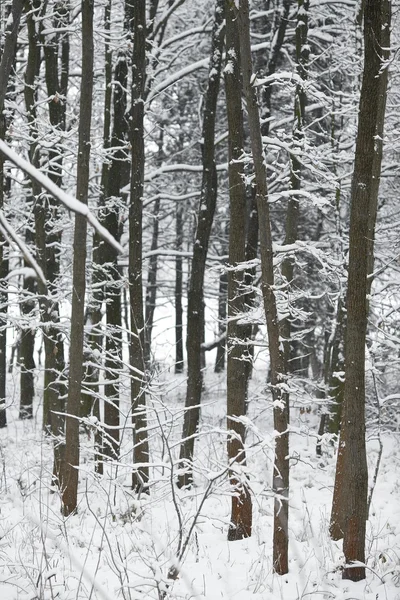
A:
0 140 123 255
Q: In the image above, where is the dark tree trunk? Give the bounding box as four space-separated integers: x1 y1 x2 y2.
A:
24 1 67 484
101 50 128 461
19 247 36 420
225 0 252 541
214 263 227 373
40 2 68 436
0 181 7 428
0 0 24 112
330 0 388 582
144 128 164 365
281 0 309 375
177 0 225 489
261 0 291 137
366 0 390 295
61 0 94 516
129 0 150 493
19 3 42 421
0 0 24 428
175 202 184 373
237 0 289 575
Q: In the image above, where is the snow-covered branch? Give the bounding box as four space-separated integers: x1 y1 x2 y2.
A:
0 139 123 254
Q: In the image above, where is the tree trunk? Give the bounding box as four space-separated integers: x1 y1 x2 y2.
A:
41 0 69 440
102 50 128 461
144 128 164 366
129 0 150 493
61 0 94 516
214 262 227 373
19 243 36 420
237 0 289 574
281 0 309 375
329 0 388 582
177 0 225 489
366 0 390 294
24 1 67 484
175 202 184 373
225 0 252 541
0 0 24 113
0 0 26 427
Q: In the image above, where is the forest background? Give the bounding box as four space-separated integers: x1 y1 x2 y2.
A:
1 0 400 599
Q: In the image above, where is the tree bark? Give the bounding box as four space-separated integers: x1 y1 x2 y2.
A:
144 127 164 365
329 0 388 582
177 0 225 489
281 0 309 375
0 0 24 113
0 0 25 429
225 0 252 541
61 0 94 516
237 0 289 574
129 0 150 493
175 202 184 373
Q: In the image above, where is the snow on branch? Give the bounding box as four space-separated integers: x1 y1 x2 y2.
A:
0 139 123 254
0 210 46 286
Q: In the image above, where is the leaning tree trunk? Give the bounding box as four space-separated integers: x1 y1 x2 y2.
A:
329 0 388 582
225 0 252 541
237 0 289 575
61 0 94 516
177 0 225 489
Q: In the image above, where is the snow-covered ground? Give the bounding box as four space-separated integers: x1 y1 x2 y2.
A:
1 364 400 600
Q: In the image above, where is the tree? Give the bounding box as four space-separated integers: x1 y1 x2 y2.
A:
330 0 389 581
0 0 25 429
225 0 252 541
61 0 94 516
177 0 225 489
237 0 289 575
129 0 150 493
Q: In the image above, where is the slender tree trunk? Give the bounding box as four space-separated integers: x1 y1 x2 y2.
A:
225 0 252 541
129 0 150 493
102 50 128 461
237 0 289 574
19 3 42 421
366 0 390 294
330 0 388 582
19 247 36 420
41 2 69 444
0 0 24 113
61 0 94 516
0 230 7 428
0 0 26 426
23 1 67 484
281 0 309 374
175 202 184 373
145 128 164 365
0 148 7 428
214 261 227 373
177 0 225 489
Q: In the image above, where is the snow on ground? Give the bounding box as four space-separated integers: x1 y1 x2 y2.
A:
1 364 400 600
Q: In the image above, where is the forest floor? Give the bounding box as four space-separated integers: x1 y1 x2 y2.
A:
1 364 400 600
